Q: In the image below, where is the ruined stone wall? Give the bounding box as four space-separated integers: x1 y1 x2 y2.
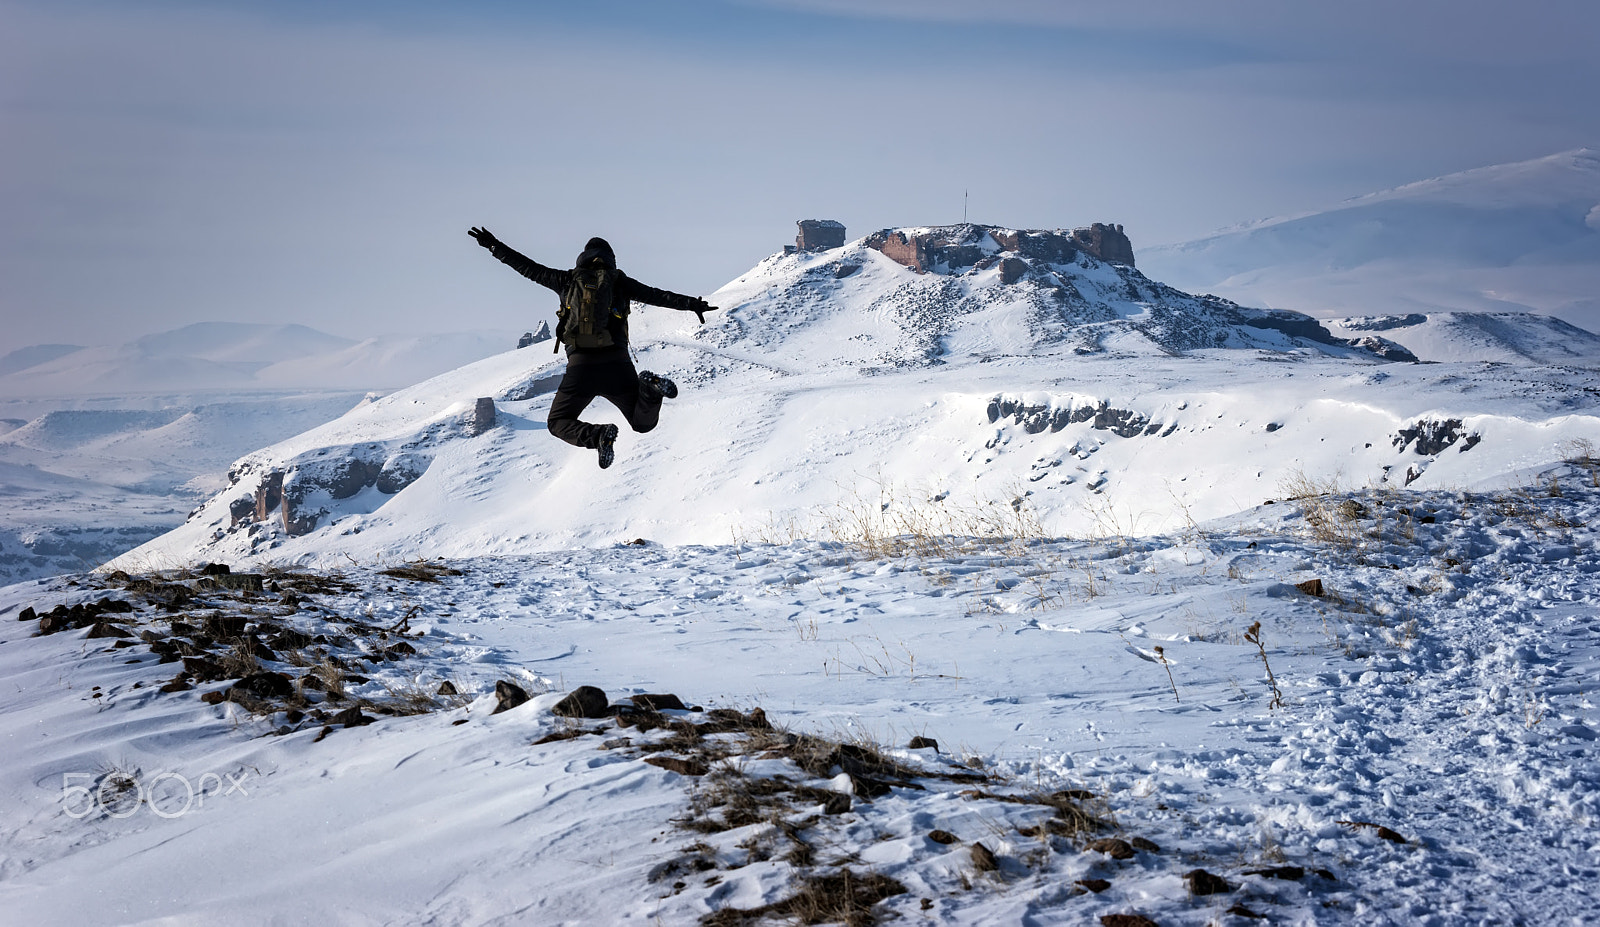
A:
864 223 1134 274
1070 223 1135 266
796 219 846 252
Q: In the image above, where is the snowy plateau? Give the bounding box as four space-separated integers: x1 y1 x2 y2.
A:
2 220 1599 926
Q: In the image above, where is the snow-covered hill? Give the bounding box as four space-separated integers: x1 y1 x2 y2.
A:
1141 149 1600 332
0 322 528 397
1324 311 1600 364
9 224 1600 926
111 225 1600 573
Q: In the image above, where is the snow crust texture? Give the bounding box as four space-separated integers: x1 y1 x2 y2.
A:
4 472 1599 924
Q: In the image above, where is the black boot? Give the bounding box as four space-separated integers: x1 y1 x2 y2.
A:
638 370 678 401
596 423 619 469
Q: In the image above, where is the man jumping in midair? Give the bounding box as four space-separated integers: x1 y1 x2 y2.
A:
469 227 716 469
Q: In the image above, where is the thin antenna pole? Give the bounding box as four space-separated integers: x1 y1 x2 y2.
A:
963 189 968 224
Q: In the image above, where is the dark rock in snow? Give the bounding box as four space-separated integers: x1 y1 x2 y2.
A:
1099 916 1158 927
1393 418 1479 456
1086 838 1136 860
1244 865 1304 881
200 562 231 576
927 829 959 845
202 614 247 638
1295 578 1326 597
908 736 939 751
17 606 35 622
436 680 458 696
551 685 608 719
376 453 428 494
1076 878 1112 893
1128 836 1160 853
969 842 999 872
470 398 496 436
998 257 1028 284
493 679 530 714
332 706 375 727
1184 868 1233 895
629 693 687 712
229 496 256 527
233 672 295 700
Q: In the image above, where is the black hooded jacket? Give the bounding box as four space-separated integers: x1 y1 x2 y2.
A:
484 236 704 354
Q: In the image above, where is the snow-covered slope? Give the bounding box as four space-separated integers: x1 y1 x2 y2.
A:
111 227 1600 573
0 323 525 397
10 225 1600 926
1141 149 1600 331
1325 311 1600 364
8 471 1600 925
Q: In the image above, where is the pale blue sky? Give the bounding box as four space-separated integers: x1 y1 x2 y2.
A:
3 0 1597 354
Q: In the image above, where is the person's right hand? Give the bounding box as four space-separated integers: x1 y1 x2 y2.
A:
468 227 501 250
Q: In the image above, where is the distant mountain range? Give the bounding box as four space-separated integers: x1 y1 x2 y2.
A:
1142 149 1600 336
0 322 534 399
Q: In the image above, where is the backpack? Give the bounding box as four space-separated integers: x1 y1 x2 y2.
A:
557 267 619 351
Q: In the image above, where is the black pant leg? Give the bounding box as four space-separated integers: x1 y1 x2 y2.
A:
591 357 662 434
547 368 599 448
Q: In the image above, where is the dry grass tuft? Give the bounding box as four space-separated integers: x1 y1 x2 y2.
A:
818 481 1050 562
1278 470 1363 549
701 869 907 927
378 560 464 583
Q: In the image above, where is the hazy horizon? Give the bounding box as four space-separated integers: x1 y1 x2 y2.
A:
5 0 1598 356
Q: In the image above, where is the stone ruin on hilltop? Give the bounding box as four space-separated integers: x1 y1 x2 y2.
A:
784 220 1136 272
791 219 845 253
865 223 1135 276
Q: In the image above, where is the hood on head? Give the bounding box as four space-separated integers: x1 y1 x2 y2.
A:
576 237 616 271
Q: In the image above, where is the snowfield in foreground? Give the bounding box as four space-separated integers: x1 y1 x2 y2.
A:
2 470 1597 925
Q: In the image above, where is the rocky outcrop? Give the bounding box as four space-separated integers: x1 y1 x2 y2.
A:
375 453 428 494
796 219 845 252
987 395 1174 439
517 322 552 349
863 223 1135 275
470 398 496 436
1393 419 1482 456
1346 335 1419 363
1068 223 1135 265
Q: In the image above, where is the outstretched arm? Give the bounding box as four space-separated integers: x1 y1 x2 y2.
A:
620 276 718 324
468 227 570 293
